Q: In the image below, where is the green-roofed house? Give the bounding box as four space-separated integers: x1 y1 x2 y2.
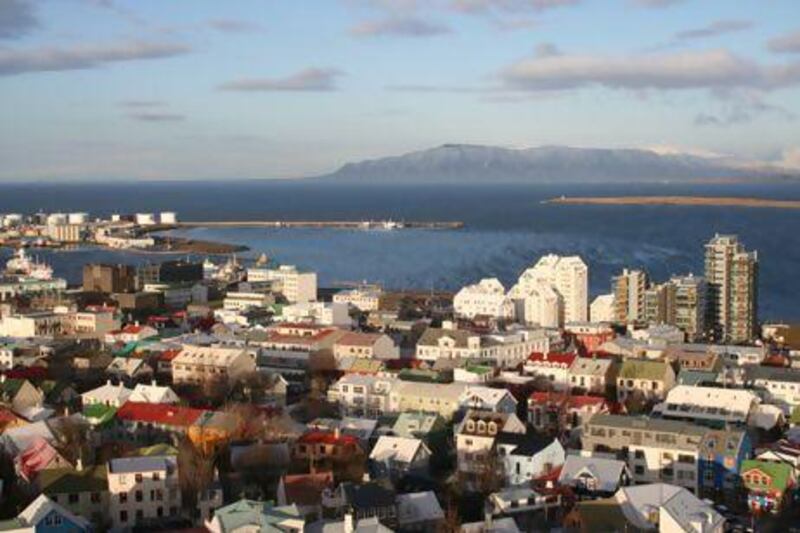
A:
131 443 179 457
616 359 676 403
38 465 110 526
82 403 117 431
205 499 305 533
741 459 796 514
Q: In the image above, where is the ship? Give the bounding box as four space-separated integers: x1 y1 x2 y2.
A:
5 248 54 280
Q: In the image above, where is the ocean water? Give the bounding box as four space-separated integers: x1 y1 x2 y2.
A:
1 180 799 320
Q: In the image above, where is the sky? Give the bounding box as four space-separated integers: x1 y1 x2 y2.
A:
0 0 799 180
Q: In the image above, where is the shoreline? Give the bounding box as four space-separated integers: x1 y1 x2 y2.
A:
544 196 800 209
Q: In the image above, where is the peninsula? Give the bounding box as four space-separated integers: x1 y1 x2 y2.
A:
545 196 800 209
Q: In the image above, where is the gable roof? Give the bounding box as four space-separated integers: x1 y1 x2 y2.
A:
618 359 671 380
15 494 90 531
116 401 204 427
211 499 304 532
558 455 628 493
39 465 108 494
369 436 429 464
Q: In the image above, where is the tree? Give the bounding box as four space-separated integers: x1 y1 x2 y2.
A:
53 416 90 464
177 437 216 513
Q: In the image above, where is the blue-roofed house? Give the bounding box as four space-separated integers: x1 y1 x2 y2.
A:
205 499 305 533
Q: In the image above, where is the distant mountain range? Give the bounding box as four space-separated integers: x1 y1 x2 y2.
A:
319 144 798 184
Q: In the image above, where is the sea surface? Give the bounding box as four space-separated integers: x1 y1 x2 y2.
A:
1 180 799 320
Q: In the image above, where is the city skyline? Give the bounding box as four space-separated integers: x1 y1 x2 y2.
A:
1 0 799 180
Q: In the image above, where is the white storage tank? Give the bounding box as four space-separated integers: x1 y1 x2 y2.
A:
111 214 121 222
160 211 177 224
68 212 89 225
135 213 156 226
46 213 68 226
3 214 23 227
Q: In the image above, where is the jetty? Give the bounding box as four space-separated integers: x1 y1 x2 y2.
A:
149 220 464 230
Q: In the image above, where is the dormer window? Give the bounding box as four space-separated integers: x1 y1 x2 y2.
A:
466 420 475 432
477 420 486 434
487 422 498 435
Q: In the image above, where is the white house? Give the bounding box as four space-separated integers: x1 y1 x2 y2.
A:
497 434 566 487
128 382 180 404
369 436 431 479
453 278 515 321
107 455 182 530
81 381 133 407
523 352 578 391
280 301 352 327
458 386 518 414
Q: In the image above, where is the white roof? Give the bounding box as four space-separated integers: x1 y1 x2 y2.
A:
569 357 613 376
558 455 628 493
617 483 682 529
107 357 147 376
396 491 444 526
369 436 429 464
663 385 757 417
394 381 467 402
17 494 91 530
129 383 178 404
80 382 132 404
174 343 249 367
459 386 515 408
659 487 725 533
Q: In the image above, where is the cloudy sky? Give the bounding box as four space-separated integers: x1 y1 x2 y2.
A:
1 0 799 180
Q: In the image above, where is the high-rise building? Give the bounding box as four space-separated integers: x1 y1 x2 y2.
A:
643 282 676 326
510 254 588 324
671 274 707 342
704 234 758 343
612 268 649 323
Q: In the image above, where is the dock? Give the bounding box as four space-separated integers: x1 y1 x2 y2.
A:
150 220 465 230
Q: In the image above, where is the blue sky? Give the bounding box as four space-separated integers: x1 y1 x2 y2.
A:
0 0 799 180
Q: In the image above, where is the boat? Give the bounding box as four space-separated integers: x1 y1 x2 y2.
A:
5 248 54 280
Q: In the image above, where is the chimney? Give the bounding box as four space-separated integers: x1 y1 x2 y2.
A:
76 457 83 472
106 379 111 386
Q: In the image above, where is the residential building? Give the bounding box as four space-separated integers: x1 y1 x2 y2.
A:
136 260 203 289
107 455 181 529
5 494 92 533
565 322 616 353
0 312 63 338
115 402 204 445
415 325 554 367
39 465 110 526
616 359 676 403
222 290 275 311
276 472 334 520
292 430 363 468
172 344 255 386
590 293 615 323
744 366 800 414
655 384 759 428
568 356 617 394
513 282 562 328
644 281 677 326
81 381 132 408
0 377 43 414
327 374 398 418
333 287 382 312
455 409 526 489
280 301 352 327
104 324 158 344
333 332 399 361
523 352 577 391
458 386 518 414
705 234 759 343
740 459 796 514
528 392 610 433
496 433 566 487
582 415 708 493
369 436 431 479
247 265 317 303
558 454 631 497
128 382 180 404
612 268 649 323
453 278 515 320
511 254 588 323
671 274 708 342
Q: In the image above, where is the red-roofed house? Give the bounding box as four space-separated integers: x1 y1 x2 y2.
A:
528 392 610 433
277 471 334 519
14 436 71 482
292 430 363 465
115 401 205 444
104 324 158 344
565 323 615 355
523 352 578 391
156 348 182 375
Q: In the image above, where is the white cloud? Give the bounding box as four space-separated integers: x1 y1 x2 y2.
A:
0 41 190 76
219 68 344 92
350 15 450 36
768 29 800 54
500 48 800 91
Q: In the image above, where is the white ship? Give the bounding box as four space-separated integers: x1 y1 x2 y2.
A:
213 254 246 283
5 248 54 280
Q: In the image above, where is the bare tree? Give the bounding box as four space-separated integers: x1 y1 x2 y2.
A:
54 417 90 464
177 437 215 513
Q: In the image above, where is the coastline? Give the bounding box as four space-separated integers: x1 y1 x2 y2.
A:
544 196 800 209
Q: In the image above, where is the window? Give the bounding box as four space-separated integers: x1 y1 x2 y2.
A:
120 511 128 523
157 507 164 517
634 450 645 459
635 465 644 475
119 493 128 504
68 493 79 504
153 472 160 481
135 490 143 502
136 510 143 521
135 473 143 483
91 492 101 503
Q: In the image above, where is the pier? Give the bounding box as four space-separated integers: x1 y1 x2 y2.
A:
149 220 465 230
